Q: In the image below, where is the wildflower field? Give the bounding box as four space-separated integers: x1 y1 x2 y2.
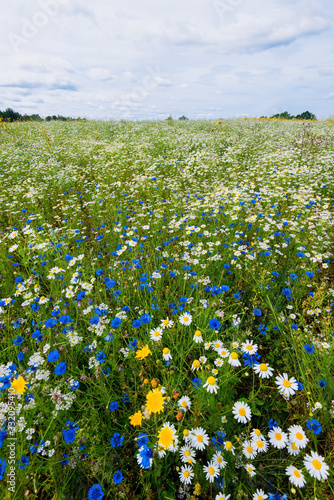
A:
0 118 334 500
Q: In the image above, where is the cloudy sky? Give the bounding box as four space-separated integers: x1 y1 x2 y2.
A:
1 0 333 120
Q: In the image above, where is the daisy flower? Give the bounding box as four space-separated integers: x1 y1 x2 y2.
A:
203 461 219 483
218 347 229 358
253 362 274 379
286 465 306 488
212 451 226 469
191 359 201 371
204 342 211 350
160 317 174 329
275 373 298 398
179 465 194 485
231 341 239 349
212 340 223 351
268 427 288 449
214 358 224 368
245 463 256 477
162 347 172 361
150 327 163 342
179 312 192 326
242 440 257 459
215 493 231 500
241 340 258 355
199 355 207 364
228 352 241 367
251 428 264 441
224 441 235 454
252 437 268 453
287 440 301 456
178 396 191 411
288 425 308 449
253 490 268 500
179 445 196 464
190 427 209 451
303 451 330 480
232 401 252 424
203 376 219 395
212 368 219 375
193 330 203 343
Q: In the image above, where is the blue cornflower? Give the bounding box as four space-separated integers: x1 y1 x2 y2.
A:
88 483 104 500
62 428 76 444
136 433 149 447
306 419 322 435
45 318 57 328
212 431 226 450
258 324 268 335
13 336 24 346
95 350 106 364
132 319 142 328
61 454 70 466
59 315 71 324
112 470 123 485
47 350 59 362
138 445 153 469
282 288 292 297
209 318 221 330
179 296 188 303
122 393 130 404
243 352 261 367
140 314 151 324
220 285 230 292
192 377 202 389
128 338 138 351
109 401 118 411
306 271 314 277
291 324 299 330
110 433 124 448
268 494 287 500
296 381 303 391
89 316 100 325
17 455 30 470
0 458 7 480
54 362 67 376
304 344 315 354
111 317 122 328
268 419 278 430
318 380 327 388
272 271 279 277
253 308 262 316
289 273 298 280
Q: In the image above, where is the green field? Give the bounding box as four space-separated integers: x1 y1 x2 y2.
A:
0 118 333 499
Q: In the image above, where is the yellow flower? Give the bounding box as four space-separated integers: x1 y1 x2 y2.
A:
158 424 175 449
10 376 28 394
129 411 143 427
146 388 165 414
136 345 152 360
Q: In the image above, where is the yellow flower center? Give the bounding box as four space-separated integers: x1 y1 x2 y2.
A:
225 441 232 450
183 429 189 437
208 467 215 475
275 433 282 441
183 316 189 322
283 380 291 387
197 435 203 442
238 408 246 416
246 345 252 351
293 470 301 478
193 360 200 368
257 440 263 448
296 432 303 441
154 331 160 337
291 442 298 450
184 450 190 457
163 320 169 325
259 363 268 371
184 471 190 478
163 348 169 355
182 401 187 407
312 459 321 470
246 446 253 453
217 456 223 463
259 497 264 500
214 342 220 348
231 352 238 359
207 377 216 386
195 330 201 337
254 429 261 437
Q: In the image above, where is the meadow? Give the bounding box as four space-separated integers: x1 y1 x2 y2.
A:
0 117 333 500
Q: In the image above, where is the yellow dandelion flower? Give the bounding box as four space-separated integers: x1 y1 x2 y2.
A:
136 345 152 360
129 411 143 427
10 376 28 394
146 388 165 414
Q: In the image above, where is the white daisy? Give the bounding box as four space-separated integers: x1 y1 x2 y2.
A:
303 451 330 480
162 347 172 361
253 489 268 500
193 330 203 343
268 427 288 449
253 362 274 379
218 347 229 358
232 401 252 424
245 463 256 477
228 351 241 367
179 312 192 326
212 451 226 469
190 427 209 451
191 359 201 371
251 428 264 441
199 356 207 364
215 493 231 500
160 317 174 329
214 358 224 368
203 376 219 394
203 461 219 483
288 425 308 449
286 465 306 488
149 327 163 342
179 465 194 485
178 396 191 411
241 340 258 355
242 440 257 459
287 440 301 456
252 437 269 453
275 373 298 398
224 440 235 454
212 340 223 351
179 445 196 464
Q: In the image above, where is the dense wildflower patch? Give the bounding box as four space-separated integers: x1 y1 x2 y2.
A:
0 118 333 499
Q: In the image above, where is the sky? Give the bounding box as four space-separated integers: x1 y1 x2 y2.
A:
0 0 333 120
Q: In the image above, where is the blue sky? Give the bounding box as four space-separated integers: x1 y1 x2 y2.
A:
0 0 333 120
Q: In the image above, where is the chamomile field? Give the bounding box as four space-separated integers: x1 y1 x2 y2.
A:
0 118 333 500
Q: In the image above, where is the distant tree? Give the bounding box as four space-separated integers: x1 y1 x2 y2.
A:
178 115 189 120
295 111 317 120
0 108 21 122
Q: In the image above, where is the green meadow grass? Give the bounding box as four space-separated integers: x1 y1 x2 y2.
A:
0 118 333 499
